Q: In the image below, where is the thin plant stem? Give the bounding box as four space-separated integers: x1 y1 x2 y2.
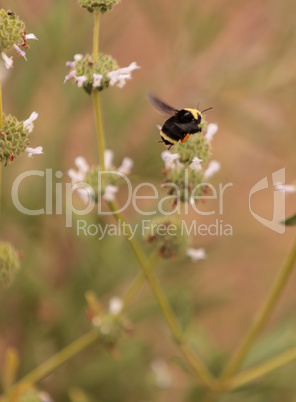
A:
92 11 106 170
6 259 159 394
0 78 3 128
93 91 106 171
107 200 216 389
121 254 158 313
6 328 101 396
93 12 99 63
227 345 296 390
220 237 296 382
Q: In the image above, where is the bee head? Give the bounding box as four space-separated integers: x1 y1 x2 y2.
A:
181 108 201 123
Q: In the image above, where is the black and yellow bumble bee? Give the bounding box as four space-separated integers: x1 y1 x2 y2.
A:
147 94 212 149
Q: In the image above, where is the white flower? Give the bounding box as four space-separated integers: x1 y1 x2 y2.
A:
76 186 93 204
161 150 180 169
107 62 140 88
1 52 13 69
65 61 75 68
68 156 90 185
114 62 140 75
205 123 218 142
68 169 84 184
75 75 87 88
75 156 89 174
108 72 131 88
93 73 103 88
118 157 133 175
74 54 84 62
13 44 27 61
275 183 296 193
23 112 39 133
25 33 38 41
25 146 43 158
151 359 172 389
64 70 76 81
103 185 118 202
204 160 221 178
187 248 207 261
104 149 114 169
109 297 123 315
189 156 203 171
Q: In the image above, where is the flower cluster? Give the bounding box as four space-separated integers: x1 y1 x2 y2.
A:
0 112 42 165
65 53 139 94
78 0 120 14
0 9 37 69
161 123 220 203
86 292 129 350
68 150 133 203
143 216 189 259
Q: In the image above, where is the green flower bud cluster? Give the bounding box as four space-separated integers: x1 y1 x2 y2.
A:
143 216 189 259
74 53 118 94
0 114 30 165
174 126 210 165
0 242 20 290
78 0 120 14
164 165 206 203
0 9 25 53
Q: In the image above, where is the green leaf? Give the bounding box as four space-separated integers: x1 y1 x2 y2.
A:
281 213 296 226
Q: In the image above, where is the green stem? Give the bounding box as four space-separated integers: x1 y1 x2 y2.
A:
107 200 216 389
93 12 99 63
227 345 296 390
6 328 101 395
0 78 2 215
93 91 106 171
220 237 296 381
5 259 158 394
92 11 106 170
121 254 158 313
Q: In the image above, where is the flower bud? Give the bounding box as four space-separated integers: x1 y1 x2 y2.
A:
174 129 211 166
65 54 139 93
78 0 120 14
0 114 32 165
0 242 20 289
68 152 133 204
0 9 25 53
65 53 118 94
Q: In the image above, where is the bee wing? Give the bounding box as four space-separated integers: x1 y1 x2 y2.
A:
147 94 178 116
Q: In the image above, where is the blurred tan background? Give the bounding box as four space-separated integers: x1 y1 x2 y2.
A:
0 0 296 400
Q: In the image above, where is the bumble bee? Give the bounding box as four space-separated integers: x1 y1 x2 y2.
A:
147 94 212 149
